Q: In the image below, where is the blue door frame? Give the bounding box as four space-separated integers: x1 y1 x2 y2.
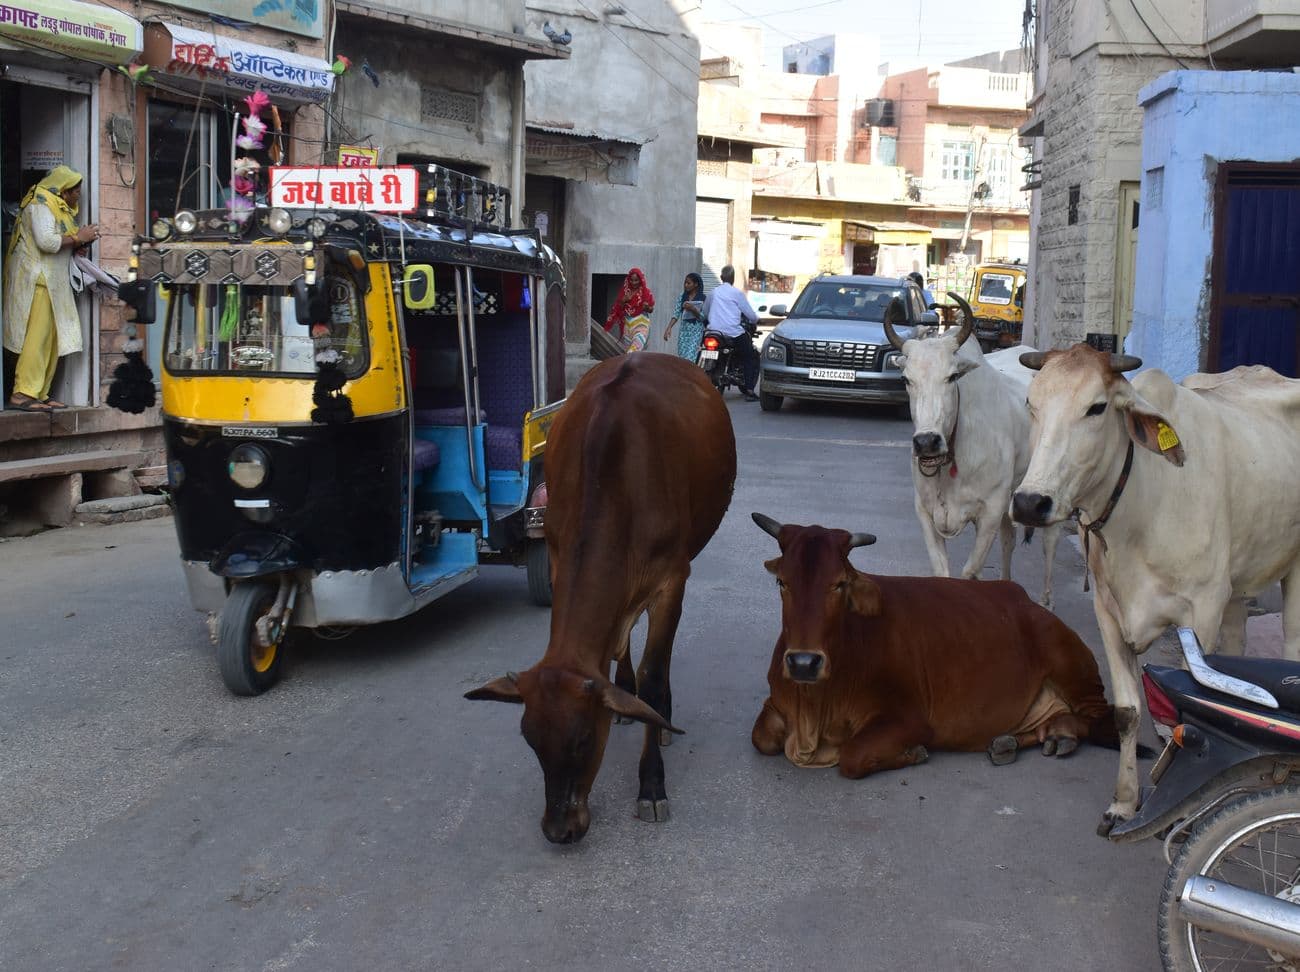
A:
1209 165 1300 378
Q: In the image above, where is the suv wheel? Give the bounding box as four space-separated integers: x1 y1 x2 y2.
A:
759 390 783 412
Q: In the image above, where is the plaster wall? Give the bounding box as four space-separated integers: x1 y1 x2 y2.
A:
524 0 701 344
368 0 528 38
1128 70 1300 380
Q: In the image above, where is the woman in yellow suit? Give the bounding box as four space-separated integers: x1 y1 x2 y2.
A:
4 165 98 411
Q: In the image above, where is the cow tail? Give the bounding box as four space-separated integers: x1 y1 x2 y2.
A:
1020 526 1035 547
1089 706 1157 758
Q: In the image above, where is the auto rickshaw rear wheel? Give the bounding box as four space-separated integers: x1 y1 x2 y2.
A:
526 539 553 607
218 580 286 696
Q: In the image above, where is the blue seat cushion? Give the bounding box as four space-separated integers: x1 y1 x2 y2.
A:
485 426 522 471
412 437 441 473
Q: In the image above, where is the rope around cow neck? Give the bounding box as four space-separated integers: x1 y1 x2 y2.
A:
1072 439 1135 592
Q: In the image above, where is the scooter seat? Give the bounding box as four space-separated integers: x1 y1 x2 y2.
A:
1205 655 1300 714
412 438 441 473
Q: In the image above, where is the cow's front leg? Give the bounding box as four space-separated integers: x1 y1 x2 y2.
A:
997 513 1015 580
1094 604 1144 837
634 575 686 823
1039 523 1060 610
914 494 951 577
1284 561 1300 662
612 643 637 724
1217 597 1247 656
960 508 1003 580
751 698 787 756
838 715 934 779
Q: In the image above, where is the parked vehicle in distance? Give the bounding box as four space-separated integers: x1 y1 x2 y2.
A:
969 261 1027 352
757 275 938 412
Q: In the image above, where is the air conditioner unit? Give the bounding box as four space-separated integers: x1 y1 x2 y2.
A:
864 98 896 128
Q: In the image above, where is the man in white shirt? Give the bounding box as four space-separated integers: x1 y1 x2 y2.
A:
701 265 760 401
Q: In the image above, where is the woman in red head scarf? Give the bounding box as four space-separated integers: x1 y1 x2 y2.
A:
603 267 654 352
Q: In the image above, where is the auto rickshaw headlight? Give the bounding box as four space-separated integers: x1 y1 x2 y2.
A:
227 444 270 489
266 208 293 236
151 218 173 242
174 210 198 235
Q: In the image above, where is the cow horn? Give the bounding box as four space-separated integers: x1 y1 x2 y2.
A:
1108 353 1143 373
882 297 908 351
1020 351 1047 371
947 292 974 348
848 532 876 548
751 512 783 539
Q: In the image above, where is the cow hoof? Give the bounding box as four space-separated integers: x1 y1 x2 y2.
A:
905 745 929 765
1046 735 1078 758
614 714 635 725
659 728 673 747
988 735 1018 766
1097 811 1125 838
637 798 670 823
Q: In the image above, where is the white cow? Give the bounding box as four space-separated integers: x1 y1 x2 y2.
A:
1011 343 1300 836
884 295 1060 607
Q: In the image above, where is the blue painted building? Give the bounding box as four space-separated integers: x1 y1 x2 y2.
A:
1129 70 1300 381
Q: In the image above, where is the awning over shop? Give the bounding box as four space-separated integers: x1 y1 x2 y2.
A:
0 0 141 66
143 22 335 105
844 220 932 245
525 124 640 186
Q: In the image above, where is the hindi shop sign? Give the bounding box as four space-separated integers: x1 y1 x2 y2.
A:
338 145 378 168
0 0 142 66
269 167 419 213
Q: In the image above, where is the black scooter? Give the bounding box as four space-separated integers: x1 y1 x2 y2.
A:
695 326 754 394
1110 628 1300 970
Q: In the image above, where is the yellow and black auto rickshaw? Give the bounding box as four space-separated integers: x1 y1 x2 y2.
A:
968 261 1027 352
118 165 565 695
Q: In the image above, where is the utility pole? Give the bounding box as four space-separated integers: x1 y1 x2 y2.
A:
957 134 987 258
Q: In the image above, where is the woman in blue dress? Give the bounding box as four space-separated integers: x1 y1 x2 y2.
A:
663 272 706 360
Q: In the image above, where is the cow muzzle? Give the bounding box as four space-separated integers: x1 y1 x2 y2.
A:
912 432 949 475
784 651 827 683
1011 490 1056 527
541 801 591 845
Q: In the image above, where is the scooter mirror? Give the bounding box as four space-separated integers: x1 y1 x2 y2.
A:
403 264 437 311
117 279 156 324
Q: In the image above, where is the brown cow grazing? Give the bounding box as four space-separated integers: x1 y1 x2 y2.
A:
749 514 1121 776
466 353 736 843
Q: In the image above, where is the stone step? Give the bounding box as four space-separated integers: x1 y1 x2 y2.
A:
0 449 146 484
74 493 171 526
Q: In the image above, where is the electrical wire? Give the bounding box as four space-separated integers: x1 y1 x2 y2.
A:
571 0 699 102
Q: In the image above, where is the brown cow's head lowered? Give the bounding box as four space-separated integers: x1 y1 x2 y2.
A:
465 667 680 844
752 513 877 683
1011 344 1186 528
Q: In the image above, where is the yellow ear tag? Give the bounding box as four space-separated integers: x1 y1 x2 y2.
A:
1156 422 1180 452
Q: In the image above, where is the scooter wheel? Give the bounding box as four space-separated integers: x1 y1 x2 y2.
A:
526 539 553 607
1158 783 1300 970
217 580 285 696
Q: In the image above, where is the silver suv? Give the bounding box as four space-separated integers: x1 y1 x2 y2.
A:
757 275 937 411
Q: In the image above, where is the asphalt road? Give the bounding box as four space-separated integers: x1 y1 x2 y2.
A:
0 393 1170 971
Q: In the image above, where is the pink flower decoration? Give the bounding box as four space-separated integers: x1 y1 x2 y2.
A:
243 90 271 118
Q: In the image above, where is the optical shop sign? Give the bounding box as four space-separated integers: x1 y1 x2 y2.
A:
269 167 418 213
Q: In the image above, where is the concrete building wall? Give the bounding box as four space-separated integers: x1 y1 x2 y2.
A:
524 0 701 345
372 0 529 37
1129 70 1300 380
333 16 518 183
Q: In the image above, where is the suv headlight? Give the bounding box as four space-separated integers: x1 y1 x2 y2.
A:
884 351 905 371
764 339 788 364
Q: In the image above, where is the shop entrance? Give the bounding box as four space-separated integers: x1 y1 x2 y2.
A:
0 69 94 408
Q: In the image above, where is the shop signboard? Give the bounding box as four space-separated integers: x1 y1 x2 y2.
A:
337 145 378 168
0 0 142 65
149 0 323 39
269 167 418 213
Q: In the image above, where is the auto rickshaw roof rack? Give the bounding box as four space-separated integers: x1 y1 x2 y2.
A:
415 163 511 231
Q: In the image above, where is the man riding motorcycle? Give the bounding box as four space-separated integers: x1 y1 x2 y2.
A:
701 264 760 401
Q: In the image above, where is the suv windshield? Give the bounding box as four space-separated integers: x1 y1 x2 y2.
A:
789 281 909 322
162 276 367 378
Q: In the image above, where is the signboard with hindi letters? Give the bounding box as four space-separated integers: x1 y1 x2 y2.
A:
269 167 419 213
338 145 378 168
0 0 142 65
147 0 323 39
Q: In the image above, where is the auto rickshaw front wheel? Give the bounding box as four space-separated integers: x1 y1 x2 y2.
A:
526 540 553 607
217 581 286 696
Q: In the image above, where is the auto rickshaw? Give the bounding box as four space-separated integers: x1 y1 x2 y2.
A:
118 165 566 695
968 261 1027 352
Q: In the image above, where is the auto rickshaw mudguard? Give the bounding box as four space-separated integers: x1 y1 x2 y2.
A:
210 532 308 579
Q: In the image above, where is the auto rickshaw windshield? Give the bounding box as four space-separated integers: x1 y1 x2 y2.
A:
976 273 1016 305
162 276 368 377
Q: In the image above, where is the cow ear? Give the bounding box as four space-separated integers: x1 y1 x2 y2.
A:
1115 387 1185 466
764 556 783 576
465 673 525 704
598 682 684 735
953 355 979 378
847 574 882 616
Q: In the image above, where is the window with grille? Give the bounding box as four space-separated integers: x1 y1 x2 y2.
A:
941 141 974 182
420 87 479 126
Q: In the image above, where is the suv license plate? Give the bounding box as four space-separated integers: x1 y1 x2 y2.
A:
699 349 719 361
808 367 855 382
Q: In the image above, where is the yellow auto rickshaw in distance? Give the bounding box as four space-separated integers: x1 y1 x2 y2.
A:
118 164 566 696
968 261 1027 352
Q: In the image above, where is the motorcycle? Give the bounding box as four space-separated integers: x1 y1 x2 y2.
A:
1109 628 1300 970
695 325 755 394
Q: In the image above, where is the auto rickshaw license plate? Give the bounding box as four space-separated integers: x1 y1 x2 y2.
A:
808 367 855 382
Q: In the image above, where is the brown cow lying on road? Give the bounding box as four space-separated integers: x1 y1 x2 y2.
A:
467 354 736 843
750 514 1122 777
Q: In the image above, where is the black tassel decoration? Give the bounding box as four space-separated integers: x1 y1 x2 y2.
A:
106 338 157 414
311 355 353 424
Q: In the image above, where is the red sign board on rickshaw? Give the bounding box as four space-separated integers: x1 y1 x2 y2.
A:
268 166 418 213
